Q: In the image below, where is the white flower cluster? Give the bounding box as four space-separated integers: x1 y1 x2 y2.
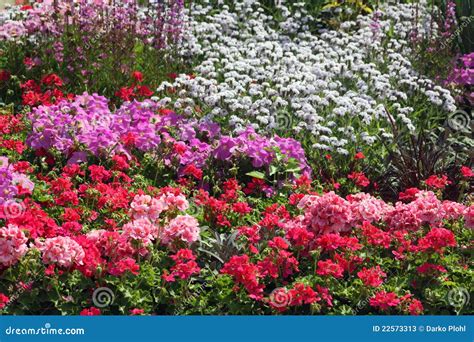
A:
158 0 457 154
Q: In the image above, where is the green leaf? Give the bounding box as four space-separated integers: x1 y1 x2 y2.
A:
245 171 266 179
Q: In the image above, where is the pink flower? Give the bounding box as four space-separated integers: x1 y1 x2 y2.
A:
159 193 189 211
162 215 200 245
300 192 353 235
385 202 422 231
0 224 28 267
122 218 158 247
347 193 390 224
442 201 466 220
464 205 474 229
130 308 145 315
36 236 85 268
410 191 444 225
130 195 167 221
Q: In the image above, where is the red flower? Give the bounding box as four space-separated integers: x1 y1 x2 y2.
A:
221 255 264 300
289 193 305 206
132 71 144 83
316 259 344 278
0 293 10 309
163 249 200 282
232 202 252 215
398 187 420 202
20 80 40 92
286 226 314 248
417 227 456 252
136 85 153 97
80 307 101 316
425 175 451 189
416 263 447 275
354 152 365 159
108 258 140 276
348 172 370 187
41 73 63 87
88 165 112 183
408 299 424 315
238 225 261 244
360 221 391 248
112 155 130 171
357 266 386 287
115 86 135 101
22 91 42 106
0 70 10 82
121 132 138 147
369 291 400 311
268 237 289 250
182 164 203 180
173 142 187 155
461 166 474 178
288 283 319 306
62 164 85 178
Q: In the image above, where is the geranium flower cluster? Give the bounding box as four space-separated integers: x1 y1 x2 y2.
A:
216 182 472 315
296 190 473 237
127 192 200 247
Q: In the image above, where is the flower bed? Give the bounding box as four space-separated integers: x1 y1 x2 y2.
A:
0 0 472 316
